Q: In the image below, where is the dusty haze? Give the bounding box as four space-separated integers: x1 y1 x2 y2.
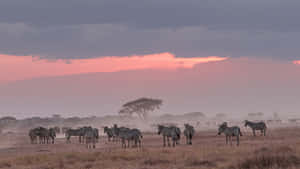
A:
0 57 300 119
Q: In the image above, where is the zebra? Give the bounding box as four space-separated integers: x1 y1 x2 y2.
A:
65 128 81 143
93 128 99 143
183 124 195 145
47 128 56 144
114 126 130 143
118 127 131 148
78 126 89 144
36 127 49 144
29 127 52 144
29 127 41 144
127 128 143 148
84 128 97 149
65 126 98 145
112 124 122 142
118 127 130 148
29 127 55 144
29 128 38 144
119 128 143 148
157 125 181 147
218 122 243 146
104 126 114 142
170 125 181 145
244 120 267 136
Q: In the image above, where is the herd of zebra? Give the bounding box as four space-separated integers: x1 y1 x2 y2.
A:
217 120 267 146
103 124 143 148
28 120 267 148
29 127 58 144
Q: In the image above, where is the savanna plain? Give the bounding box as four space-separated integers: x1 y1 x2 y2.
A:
0 127 300 169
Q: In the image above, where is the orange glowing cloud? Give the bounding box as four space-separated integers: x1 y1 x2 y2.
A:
293 60 300 65
0 53 227 83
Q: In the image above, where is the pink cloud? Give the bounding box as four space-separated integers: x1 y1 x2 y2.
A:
293 60 300 65
0 53 227 83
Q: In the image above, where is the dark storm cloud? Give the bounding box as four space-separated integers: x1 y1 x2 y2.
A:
1 0 300 30
0 0 300 59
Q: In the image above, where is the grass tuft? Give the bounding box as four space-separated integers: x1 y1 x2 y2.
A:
185 157 216 167
143 158 170 166
0 161 12 168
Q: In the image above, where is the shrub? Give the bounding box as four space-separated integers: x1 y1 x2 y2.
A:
143 158 170 166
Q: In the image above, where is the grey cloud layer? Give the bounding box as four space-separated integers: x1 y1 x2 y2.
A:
0 0 299 59
1 0 299 30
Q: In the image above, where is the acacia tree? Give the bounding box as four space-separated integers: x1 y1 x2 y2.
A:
119 98 163 119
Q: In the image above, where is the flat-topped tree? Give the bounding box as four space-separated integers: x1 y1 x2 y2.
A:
119 98 163 119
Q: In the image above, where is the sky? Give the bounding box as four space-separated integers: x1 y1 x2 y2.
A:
0 53 227 83
0 0 300 118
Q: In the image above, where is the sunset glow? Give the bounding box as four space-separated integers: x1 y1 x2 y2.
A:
293 60 300 65
0 53 227 83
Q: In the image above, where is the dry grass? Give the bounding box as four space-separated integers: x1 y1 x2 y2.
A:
0 127 300 169
234 154 300 169
143 158 170 166
0 161 12 168
229 146 300 169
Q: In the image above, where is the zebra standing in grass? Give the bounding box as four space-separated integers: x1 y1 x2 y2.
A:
218 122 243 146
36 127 49 144
65 128 81 143
29 127 42 144
84 128 97 149
157 125 181 147
112 124 121 142
104 126 114 142
128 128 143 148
119 128 143 148
78 126 91 144
29 128 38 144
184 124 195 145
47 128 56 144
118 127 131 148
93 128 99 143
170 125 181 145
244 120 267 136
29 127 53 144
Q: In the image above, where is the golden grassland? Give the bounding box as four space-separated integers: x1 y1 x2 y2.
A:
0 127 300 169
